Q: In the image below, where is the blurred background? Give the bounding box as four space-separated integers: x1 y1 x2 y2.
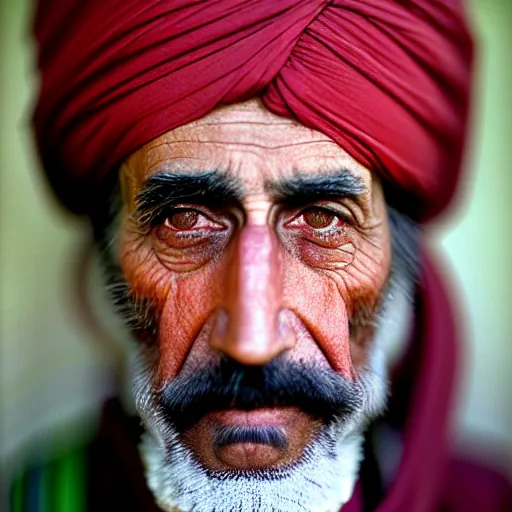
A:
1 0 511 497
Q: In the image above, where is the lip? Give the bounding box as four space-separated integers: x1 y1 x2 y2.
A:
181 406 319 471
207 406 299 427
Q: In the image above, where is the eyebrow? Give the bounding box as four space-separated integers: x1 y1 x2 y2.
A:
134 171 241 226
269 169 367 205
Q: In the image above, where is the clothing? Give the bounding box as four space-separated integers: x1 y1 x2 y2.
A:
32 0 473 221
11 249 512 512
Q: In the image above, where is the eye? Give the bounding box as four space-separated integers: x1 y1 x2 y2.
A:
166 210 199 229
285 206 342 231
162 208 224 231
302 208 336 229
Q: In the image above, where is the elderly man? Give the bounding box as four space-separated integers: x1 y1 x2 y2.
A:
12 1 510 511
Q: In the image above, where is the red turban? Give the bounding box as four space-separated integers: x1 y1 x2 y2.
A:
33 0 473 221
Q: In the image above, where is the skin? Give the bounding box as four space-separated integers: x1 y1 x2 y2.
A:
118 98 391 471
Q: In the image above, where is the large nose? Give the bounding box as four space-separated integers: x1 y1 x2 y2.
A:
210 226 294 365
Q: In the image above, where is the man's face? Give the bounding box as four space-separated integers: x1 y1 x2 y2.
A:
115 99 394 511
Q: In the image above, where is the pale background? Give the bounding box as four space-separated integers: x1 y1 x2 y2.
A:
1 0 511 484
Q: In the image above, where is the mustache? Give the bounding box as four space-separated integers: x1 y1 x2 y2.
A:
158 357 363 432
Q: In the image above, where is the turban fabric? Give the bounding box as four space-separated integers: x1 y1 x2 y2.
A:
33 0 473 221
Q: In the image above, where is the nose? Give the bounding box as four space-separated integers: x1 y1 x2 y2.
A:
210 226 294 365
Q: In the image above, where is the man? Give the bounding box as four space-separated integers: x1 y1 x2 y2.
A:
12 1 511 511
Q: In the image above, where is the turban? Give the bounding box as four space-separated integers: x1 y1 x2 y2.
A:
33 0 473 221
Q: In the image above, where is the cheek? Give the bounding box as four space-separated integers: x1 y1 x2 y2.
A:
120 226 228 384
283 259 353 378
282 233 390 379
157 264 223 382
120 234 171 313
340 234 391 315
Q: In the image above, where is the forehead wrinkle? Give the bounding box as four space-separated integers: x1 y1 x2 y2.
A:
183 120 322 137
124 122 376 204
192 121 297 127
151 115 333 147
144 157 212 176
147 139 336 151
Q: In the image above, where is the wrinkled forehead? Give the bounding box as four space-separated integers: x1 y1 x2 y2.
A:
120 99 376 203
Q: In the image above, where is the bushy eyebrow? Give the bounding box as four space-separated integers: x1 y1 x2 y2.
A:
134 171 242 226
132 168 366 227
269 170 367 205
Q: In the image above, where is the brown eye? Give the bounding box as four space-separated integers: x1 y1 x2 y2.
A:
303 208 335 229
166 210 199 229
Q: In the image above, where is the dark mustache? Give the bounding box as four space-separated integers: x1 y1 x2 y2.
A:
159 357 363 432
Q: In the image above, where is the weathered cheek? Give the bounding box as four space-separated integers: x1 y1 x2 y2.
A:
282 257 353 379
119 231 170 304
341 238 391 309
282 238 390 380
118 217 226 380
157 264 222 382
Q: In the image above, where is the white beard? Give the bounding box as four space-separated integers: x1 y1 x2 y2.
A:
141 425 363 512
129 269 413 512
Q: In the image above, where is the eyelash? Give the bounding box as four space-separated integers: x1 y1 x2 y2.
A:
289 204 352 225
